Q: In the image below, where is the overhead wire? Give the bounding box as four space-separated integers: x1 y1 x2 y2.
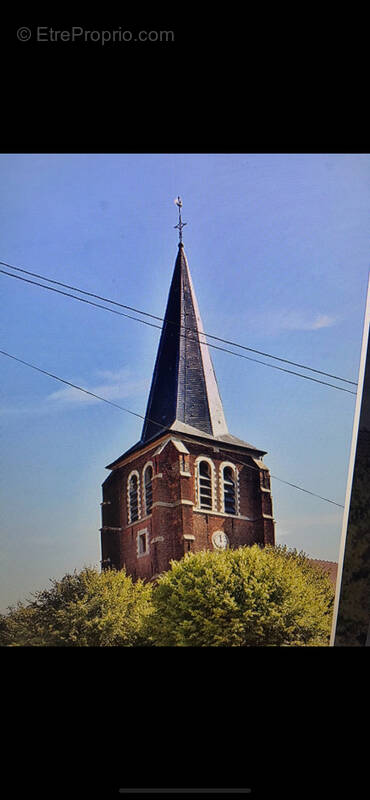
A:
0 258 357 386
0 267 357 395
0 348 345 508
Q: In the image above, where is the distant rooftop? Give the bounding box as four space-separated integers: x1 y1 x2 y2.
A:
308 559 338 588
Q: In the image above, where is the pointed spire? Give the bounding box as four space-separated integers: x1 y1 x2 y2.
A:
141 241 228 443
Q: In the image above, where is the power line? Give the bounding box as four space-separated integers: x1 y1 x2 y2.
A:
0 267 357 396
0 349 157 426
0 258 357 386
269 475 344 508
0 348 345 508
239 462 344 508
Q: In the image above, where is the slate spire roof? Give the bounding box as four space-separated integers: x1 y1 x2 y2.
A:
141 242 229 443
106 241 267 470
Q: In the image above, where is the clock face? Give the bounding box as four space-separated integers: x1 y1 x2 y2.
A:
212 530 229 550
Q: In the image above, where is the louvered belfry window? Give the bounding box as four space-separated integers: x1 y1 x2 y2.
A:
129 474 139 523
144 465 153 515
223 466 236 514
199 460 213 509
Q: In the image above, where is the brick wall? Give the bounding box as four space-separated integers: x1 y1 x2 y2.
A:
101 435 275 579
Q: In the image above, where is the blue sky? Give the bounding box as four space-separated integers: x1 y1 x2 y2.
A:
1 153 369 612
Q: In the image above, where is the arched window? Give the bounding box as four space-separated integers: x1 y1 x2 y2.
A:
127 471 140 524
198 460 213 509
223 466 236 514
144 464 153 515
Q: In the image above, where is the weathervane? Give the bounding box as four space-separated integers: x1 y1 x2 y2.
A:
174 196 187 244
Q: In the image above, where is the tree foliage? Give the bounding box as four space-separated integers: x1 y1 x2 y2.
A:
147 545 335 646
0 566 153 647
0 546 335 647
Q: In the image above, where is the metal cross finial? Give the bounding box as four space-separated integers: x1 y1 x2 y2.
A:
174 195 187 244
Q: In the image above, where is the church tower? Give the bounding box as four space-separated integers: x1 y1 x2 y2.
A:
100 199 275 579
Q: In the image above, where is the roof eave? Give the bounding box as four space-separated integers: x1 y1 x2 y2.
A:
105 421 267 471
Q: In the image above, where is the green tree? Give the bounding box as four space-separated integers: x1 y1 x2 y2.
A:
146 545 335 647
0 566 153 647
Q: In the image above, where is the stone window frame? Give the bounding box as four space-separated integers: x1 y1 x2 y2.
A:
219 461 240 515
142 461 154 516
136 528 149 558
127 469 141 525
260 469 271 491
179 452 191 476
194 456 217 512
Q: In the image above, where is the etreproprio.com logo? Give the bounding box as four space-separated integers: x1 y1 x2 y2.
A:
16 26 175 45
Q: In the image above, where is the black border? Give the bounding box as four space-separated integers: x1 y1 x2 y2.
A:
1 14 366 152
3 647 369 798
2 15 369 800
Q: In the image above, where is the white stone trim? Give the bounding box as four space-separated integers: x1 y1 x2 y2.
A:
100 526 122 531
185 255 228 436
152 499 194 508
136 527 149 557
179 451 190 476
183 534 195 540
153 437 172 456
219 461 240 515
125 498 193 528
142 460 154 516
171 438 190 454
194 456 217 512
251 457 267 470
127 469 141 525
143 460 154 478
125 512 152 530
193 508 254 521
153 436 190 456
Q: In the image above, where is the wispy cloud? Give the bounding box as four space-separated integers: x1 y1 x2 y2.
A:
1 367 148 417
277 311 337 331
47 367 145 407
240 309 338 336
